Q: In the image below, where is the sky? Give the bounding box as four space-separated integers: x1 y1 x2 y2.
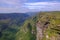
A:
0 0 60 13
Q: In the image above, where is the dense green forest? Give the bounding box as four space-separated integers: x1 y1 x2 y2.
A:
0 12 60 40
0 13 29 40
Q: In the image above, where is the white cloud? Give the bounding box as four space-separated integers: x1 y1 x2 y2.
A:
0 0 60 13
25 2 60 6
24 2 60 11
0 7 29 13
0 0 29 13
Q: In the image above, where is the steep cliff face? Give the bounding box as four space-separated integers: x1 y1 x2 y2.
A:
16 11 60 40
35 12 60 40
36 21 44 40
37 12 60 40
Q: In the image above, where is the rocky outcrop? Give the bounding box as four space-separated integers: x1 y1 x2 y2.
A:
36 21 43 40
36 20 50 40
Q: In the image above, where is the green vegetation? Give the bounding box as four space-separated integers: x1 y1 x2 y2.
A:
16 11 60 40
0 12 60 40
0 13 29 40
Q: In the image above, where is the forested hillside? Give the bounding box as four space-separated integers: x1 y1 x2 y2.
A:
16 11 60 40
0 13 29 40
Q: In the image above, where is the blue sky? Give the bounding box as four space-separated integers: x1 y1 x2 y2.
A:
0 0 60 13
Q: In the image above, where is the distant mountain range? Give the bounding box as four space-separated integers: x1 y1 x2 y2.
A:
0 13 29 19
0 13 29 25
